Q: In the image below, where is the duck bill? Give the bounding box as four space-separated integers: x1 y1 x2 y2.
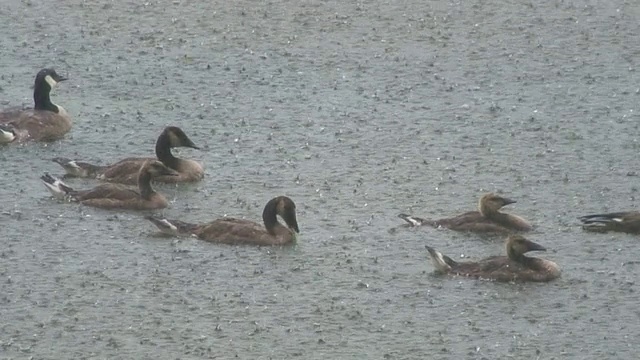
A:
502 197 517 205
525 240 547 252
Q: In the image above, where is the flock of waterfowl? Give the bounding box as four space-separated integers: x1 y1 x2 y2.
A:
2 68 300 247
2 68 637 284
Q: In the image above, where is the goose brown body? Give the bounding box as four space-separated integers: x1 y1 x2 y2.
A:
0 68 71 143
425 235 560 282
146 196 300 246
41 160 177 210
398 193 532 234
52 126 203 185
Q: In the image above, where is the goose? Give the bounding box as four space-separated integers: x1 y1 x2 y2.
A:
425 235 560 282
41 160 178 210
398 193 532 234
146 196 300 246
0 68 71 143
52 126 203 184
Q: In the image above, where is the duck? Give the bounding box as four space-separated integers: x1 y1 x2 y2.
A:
0 68 71 143
398 193 532 234
51 126 203 184
578 211 640 234
425 235 561 282
41 160 178 210
145 196 300 246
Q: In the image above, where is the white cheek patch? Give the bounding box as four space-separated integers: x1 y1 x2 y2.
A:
44 74 58 87
54 104 67 116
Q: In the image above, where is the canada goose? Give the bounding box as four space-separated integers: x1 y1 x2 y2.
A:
41 160 177 210
579 211 640 234
425 235 560 282
398 193 532 234
0 68 71 143
52 126 203 184
146 196 300 246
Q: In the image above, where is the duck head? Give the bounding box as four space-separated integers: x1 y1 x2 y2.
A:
506 235 546 260
36 68 67 89
276 196 300 233
164 126 200 149
478 193 517 216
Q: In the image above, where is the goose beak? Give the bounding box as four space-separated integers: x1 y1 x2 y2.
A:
287 214 300 234
289 220 300 234
526 240 547 252
185 139 200 150
502 197 517 206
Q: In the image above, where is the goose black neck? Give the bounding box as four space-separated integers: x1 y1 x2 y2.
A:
138 169 155 199
33 82 58 112
155 133 178 168
262 198 280 235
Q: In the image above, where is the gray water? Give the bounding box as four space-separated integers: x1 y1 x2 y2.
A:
1 0 639 358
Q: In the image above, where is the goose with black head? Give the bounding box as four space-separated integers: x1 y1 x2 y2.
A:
0 68 71 143
52 126 203 184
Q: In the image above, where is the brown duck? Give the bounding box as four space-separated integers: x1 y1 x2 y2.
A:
41 160 177 210
398 193 532 234
425 235 560 282
146 196 300 246
0 68 71 143
52 126 203 184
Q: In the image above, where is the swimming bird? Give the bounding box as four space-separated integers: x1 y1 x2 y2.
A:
425 235 560 282
52 126 203 184
146 196 300 246
578 211 640 234
398 193 532 234
0 68 71 143
41 160 177 210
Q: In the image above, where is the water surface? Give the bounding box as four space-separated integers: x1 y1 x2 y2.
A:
1 0 640 358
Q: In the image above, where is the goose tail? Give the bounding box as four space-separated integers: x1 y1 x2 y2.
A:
425 245 456 272
0 124 16 144
51 157 102 178
578 213 625 232
41 173 74 200
145 215 199 236
579 213 621 224
398 213 435 227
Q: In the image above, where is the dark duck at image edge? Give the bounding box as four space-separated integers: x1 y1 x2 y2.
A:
579 211 640 234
